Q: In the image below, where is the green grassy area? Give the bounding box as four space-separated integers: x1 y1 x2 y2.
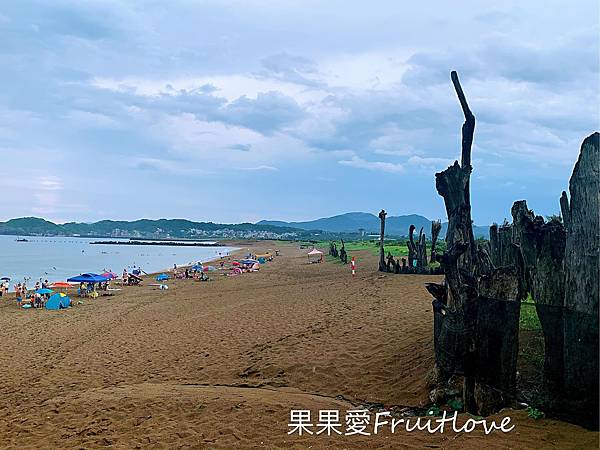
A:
301 239 444 270
520 296 542 331
342 240 410 257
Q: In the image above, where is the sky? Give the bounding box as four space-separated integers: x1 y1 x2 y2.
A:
0 0 598 225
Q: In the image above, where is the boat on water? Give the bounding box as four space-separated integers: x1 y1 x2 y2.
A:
15 238 29 242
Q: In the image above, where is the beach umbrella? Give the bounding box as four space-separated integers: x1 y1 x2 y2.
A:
101 271 118 280
50 282 72 289
35 288 54 295
0 277 10 281
192 264 203 271
155 273 169 281
231 261 240 266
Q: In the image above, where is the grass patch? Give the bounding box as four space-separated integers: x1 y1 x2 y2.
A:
520 297 542 332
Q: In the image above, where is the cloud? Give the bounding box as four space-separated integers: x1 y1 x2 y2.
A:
0 0 597 223
220 91 306 134
229 143 252 152
338 156 404 173
236 165 279 172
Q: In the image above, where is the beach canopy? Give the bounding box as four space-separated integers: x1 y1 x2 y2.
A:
67 273 107 283
156 273 169 281
46 292 71 310
36 288 54 295
308 248 324 263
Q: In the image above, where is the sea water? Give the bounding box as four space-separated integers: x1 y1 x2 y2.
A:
0 235 237 287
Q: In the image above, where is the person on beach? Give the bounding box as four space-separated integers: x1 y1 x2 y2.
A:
122 269 128 284
15 284 22 307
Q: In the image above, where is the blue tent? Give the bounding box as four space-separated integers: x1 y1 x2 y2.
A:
46 293 71 310
67 273 107 283
156 273 169 281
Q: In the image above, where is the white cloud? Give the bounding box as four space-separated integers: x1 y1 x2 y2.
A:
338 156 404 173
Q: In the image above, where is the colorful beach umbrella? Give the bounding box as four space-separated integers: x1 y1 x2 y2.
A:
101 271 118 280
35 288 54 295
155 273 169 281
50 282 72 289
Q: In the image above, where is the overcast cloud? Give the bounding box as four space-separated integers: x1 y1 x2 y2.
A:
0 0 598 225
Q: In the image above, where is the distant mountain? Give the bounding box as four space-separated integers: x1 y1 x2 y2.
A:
0 217 309 240
0 213 490 240
258 212 490 238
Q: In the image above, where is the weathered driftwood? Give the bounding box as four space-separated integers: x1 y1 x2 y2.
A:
431 71 522 415
431 220 442 263
407 224 417 269
561 132 599 423
339 239 348 264
511 200 565 398
417 228 428 270
378 209 387 272
433 71 480 411
489 221 513 267
386 252 395 272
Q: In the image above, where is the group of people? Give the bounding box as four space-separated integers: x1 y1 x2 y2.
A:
174 264 210 282
14 279 52 308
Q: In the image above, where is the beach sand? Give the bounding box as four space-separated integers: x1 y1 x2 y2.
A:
0 241 596 449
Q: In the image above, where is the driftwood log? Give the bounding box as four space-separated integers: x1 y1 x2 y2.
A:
561 132 599 424
430 220 442 263
511 201 565 400
378 209 387 272
407 224 417 269
429 71 522 414
489 221 513 267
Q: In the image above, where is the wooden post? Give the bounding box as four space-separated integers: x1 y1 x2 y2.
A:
434 71 479 413
378 209 387 272
562 132 599 424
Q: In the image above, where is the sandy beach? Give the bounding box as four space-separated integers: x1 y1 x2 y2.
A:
0 241 596 449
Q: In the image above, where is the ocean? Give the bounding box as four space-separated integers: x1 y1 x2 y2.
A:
0 235 237 287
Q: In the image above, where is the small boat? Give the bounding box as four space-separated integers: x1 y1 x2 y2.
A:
15 238 29 242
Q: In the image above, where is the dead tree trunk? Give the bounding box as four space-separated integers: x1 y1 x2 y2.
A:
431 220 442 263
417 228 428 271
407 224 417 269
562 132 599 424
489 222 513 267
433 71 479 412
378 209 387 272
511 200 565 400
428 71 525 415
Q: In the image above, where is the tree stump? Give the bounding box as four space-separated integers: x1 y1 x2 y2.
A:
431 220 442 263
562 132 599 425
378 209 387 272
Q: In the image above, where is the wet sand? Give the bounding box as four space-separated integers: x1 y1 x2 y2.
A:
0 241 596 449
